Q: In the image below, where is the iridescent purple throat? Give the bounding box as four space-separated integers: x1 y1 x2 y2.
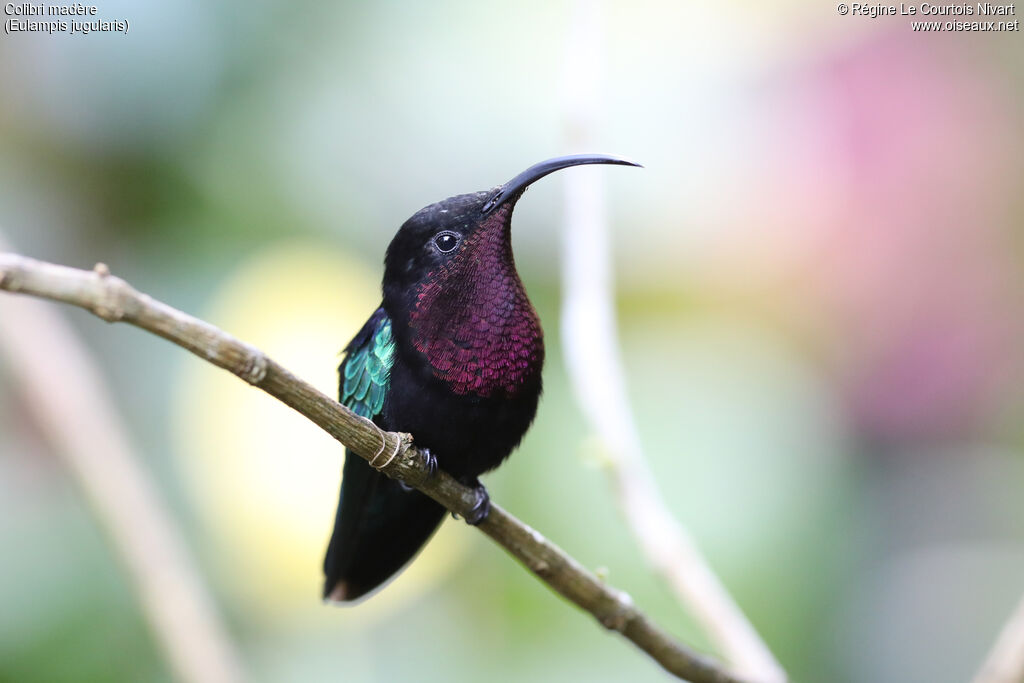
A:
408 208 543 397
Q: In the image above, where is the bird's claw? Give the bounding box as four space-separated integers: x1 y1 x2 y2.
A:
421 448 438 479
464 483 491 526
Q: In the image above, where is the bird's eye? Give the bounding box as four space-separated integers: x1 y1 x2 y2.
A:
433 231 461 253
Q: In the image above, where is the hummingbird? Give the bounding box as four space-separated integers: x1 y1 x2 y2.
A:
323 154 639 602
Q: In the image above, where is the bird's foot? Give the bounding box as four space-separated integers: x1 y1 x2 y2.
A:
464 481 491 526
400 448 438 492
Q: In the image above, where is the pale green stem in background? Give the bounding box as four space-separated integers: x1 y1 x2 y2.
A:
559 3 788 681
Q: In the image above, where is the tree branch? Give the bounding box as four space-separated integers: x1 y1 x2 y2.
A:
0 252 749 683
0 246 245 683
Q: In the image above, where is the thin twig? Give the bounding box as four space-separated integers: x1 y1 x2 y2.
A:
0 251 750 683
0 243 245 683
559 3 786 680
973 593 1024 683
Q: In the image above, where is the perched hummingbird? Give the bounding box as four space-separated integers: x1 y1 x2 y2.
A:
323 154 639 602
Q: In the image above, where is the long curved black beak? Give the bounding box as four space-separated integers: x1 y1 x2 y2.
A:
481 154 641 215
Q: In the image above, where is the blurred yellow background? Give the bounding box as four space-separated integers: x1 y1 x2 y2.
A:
1 1 1022 682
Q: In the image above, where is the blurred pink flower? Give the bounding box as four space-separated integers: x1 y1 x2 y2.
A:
752 31 1023 441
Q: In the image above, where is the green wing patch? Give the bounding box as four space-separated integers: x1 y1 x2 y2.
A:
341 316 395 419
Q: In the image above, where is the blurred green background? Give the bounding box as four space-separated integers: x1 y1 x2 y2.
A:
1 1 1023 682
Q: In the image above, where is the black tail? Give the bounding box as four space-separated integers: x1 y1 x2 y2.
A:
323 450 446 602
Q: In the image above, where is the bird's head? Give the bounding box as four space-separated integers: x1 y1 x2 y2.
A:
382 154 640 310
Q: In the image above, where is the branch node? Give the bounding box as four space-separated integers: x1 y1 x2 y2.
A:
600 590 636 633
531 559 551 576
88 263 128 322
240 349 268 385
93 284 126 322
